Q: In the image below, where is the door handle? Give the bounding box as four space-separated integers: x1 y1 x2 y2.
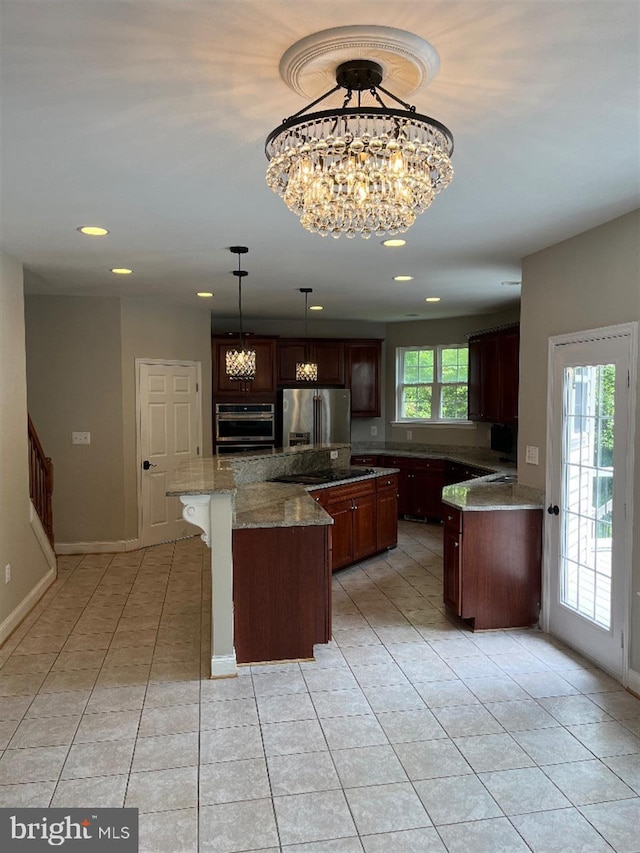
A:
547 504 559 515
142 460 157 470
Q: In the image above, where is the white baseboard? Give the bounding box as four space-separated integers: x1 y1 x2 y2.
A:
626 667 640 698
29 501 56 570
54 539 140 555
0 567 57 646
210 654 237 679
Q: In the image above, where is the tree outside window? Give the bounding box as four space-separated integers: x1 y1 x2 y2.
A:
397 345 469 422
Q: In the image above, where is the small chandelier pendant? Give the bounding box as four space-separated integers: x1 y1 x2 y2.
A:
265 56 454 239
226 246 256 383
296 287 318 382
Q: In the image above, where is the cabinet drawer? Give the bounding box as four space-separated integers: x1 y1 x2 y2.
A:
376 474 398 492
413 458 445 472
324 479 375 505
351 454 379 466
386 456 413 469
443 505 462 532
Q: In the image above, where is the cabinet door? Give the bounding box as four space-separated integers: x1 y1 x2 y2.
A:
346 340 382 417
352 491 377 562
314 341 345 385
326 497 354 571
277 341 307 385
214 339 276 395
498 328 519 423
388 457 412 515
376 482 398 551
412 461 445 519
467 337 482 421
443 526 463 614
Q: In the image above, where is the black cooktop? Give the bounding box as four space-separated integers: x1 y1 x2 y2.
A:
270 467 375 486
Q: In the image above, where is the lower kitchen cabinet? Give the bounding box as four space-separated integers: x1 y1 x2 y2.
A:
232 524 330 664
442 505 542 630
387 456 445 521
311 474 397 572
376 474 399 551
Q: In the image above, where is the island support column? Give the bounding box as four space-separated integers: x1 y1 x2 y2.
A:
180 492 237 678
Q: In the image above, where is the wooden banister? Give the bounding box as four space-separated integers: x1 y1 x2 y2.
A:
27 415 54 545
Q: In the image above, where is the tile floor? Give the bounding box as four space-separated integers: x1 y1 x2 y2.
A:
0 520 638 852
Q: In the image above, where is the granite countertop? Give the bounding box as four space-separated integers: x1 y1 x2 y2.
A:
234 482 332 529
302 466 400 491
442 481 544 511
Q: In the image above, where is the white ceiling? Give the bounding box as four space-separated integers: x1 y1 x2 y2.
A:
1 1 638 323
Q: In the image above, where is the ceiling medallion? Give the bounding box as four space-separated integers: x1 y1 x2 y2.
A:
265 26 453 239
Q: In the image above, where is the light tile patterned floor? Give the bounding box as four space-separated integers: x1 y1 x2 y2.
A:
0 521 638 852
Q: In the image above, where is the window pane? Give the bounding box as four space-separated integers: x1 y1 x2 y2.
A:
402 385 432 419
441 384 468 419
417 350 434 383
441 347 468 383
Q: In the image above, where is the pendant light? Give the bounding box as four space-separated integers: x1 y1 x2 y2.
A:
296 288 318 382
225 246 256 382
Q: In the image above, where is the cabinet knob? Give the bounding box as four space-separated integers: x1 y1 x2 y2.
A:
454 542 459 548
447 515 453 521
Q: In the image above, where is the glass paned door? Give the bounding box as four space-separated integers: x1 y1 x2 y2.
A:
561 364 614 629
547 330 633 679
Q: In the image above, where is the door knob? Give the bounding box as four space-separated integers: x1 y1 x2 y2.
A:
142 460 157 470
547 504 559 515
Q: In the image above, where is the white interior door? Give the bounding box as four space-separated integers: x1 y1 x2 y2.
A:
546 327 635 679
138 360 202 547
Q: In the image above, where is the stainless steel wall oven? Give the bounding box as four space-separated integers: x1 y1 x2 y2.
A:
215 403 275 452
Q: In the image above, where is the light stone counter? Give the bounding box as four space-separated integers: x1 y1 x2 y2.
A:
442 481 544 511
234 482 332 529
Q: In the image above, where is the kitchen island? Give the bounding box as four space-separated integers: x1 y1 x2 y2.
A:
167 445 398 675
441 477 545 630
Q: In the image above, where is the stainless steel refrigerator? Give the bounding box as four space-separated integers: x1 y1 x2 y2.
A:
280 388 351 447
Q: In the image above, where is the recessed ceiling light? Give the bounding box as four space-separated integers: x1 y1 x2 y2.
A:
425 297 441 302
197 292 214 298
309 305 323 311
393 275 413 282
382 239 406 248
77 225 109 236
110 268 132 275
501 280 521 286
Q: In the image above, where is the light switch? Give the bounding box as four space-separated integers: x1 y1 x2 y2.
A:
72 432 91 445
525 445 539 465
370 426 377 436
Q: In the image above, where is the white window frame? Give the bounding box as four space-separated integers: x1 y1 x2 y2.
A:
395 344 471 424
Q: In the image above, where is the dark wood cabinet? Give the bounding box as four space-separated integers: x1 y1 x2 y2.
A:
310 473 397 572
442 503 542 630
276 337 382 418
376 474 399 551
387 456 445 521
445 460 493 486
232 524 330 663
345 340 382 418
277 339 344 386
213 336 276 397
468 324 519 423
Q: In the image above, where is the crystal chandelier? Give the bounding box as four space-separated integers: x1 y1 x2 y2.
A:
225 246 256 382
296 288 318 382
265 58 454 239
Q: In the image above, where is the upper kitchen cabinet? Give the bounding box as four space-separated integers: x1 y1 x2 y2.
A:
468 324 519 423
345 339 382 418
277 339 344 386
213 336 276 397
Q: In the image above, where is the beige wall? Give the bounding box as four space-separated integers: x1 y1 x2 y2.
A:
0 250 51 627
25 296 126 544
25 295 213 546
519 209 640 672
384 307 521 447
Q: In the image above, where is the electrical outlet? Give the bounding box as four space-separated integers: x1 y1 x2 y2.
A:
72 432 91 445
525 445 539 465
330 450 338 460
370 426 377 436
406 430 413 440
4 564 10 584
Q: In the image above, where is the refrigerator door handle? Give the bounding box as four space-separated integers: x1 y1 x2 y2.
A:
313 395 321 444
